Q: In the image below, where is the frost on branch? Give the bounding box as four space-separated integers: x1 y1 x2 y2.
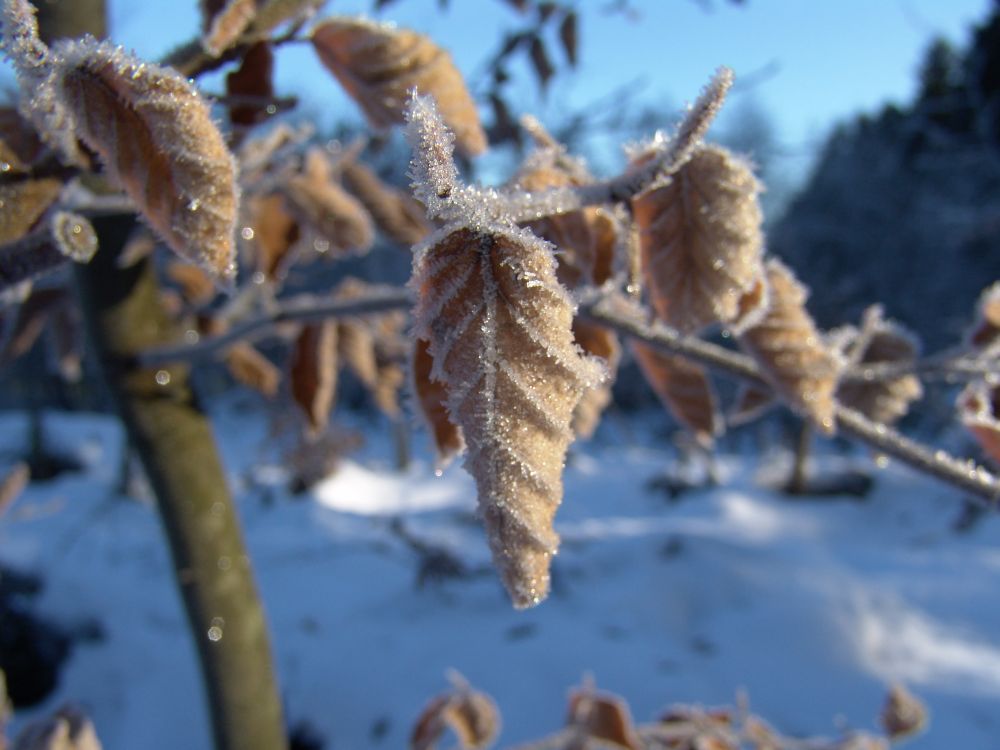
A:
738 259 842 433
633 144 764 334
311 16 487 155
411 224 604 608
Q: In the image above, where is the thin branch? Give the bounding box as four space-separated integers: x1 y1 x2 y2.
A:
844 349 998 383
0 211 98 290
137 287 412 367
578 290 1000 506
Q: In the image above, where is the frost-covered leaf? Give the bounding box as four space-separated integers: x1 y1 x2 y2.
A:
411 673 500 750
342 159 431 247
631 340 720 448
880 684 928 742
512 149 610 291
738 259 841 433
571 320 621 440
0 178 62 245
633 144 764 334
411 224 603 608
283 148 374 256
836 316 922 426
967 281 1000 349
52 38 239 281
290 321 338 437
311 17 487 155
411 337 464 469
958 380 1000 466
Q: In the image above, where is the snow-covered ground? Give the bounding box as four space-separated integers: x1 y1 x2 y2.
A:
1 405 999 749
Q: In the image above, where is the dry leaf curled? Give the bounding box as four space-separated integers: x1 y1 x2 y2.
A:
412 225 603 607
290 321 338 437
631 340 720 448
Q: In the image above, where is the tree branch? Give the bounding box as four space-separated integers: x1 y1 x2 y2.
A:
577 290 1000 506
137 287 413 367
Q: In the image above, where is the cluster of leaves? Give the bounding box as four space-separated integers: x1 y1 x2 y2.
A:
409 674 927 750
0 0 997 617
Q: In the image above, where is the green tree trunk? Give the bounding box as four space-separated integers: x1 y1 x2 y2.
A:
33 4 289 748
75 219 288 750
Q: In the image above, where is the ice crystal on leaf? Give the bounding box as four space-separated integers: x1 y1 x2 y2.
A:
412 224 604 608
406 97 604 606
1 0 240 282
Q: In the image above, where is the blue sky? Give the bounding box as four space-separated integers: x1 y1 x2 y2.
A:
105 0 993 177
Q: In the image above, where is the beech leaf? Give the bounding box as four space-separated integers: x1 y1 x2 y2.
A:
633 144 764 334
54 39 239 281
290 321 339 437
411 672 500 750
958 380 1000 466
411 337 464 470
411 224 604 608
738 259 842 433
311 17 487 155
631 340 720 448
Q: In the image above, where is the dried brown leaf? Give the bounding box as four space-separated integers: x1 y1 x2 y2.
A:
338 318 378 389
226 342 280 398
0 287 66 365
226 42 275 127
245 191 301 280
572 320 621 439
202 0 257 57
412 225 604 607
566 686 642 750
879 684 928 742
737 259 841 433
728 383 776 426
558 11 578 67
373 361 405 418
311 17 487 155
47 301 82 383
341 159 431 247
0 178 62 245
0 106 46 173
412 337 464 468
166 262 217 307
283 148 374 255
967 281 1000 349
56 40 238 281
633 144 764 334
411 677 500 750
514 152 611 290
631 340 720 448
11 706 101 750
837 318 922 426
958 380 1000 466
0 462 29 518
528 35 555 93
290 321 338 437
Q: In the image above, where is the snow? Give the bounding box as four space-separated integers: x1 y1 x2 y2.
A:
2 406 999 749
